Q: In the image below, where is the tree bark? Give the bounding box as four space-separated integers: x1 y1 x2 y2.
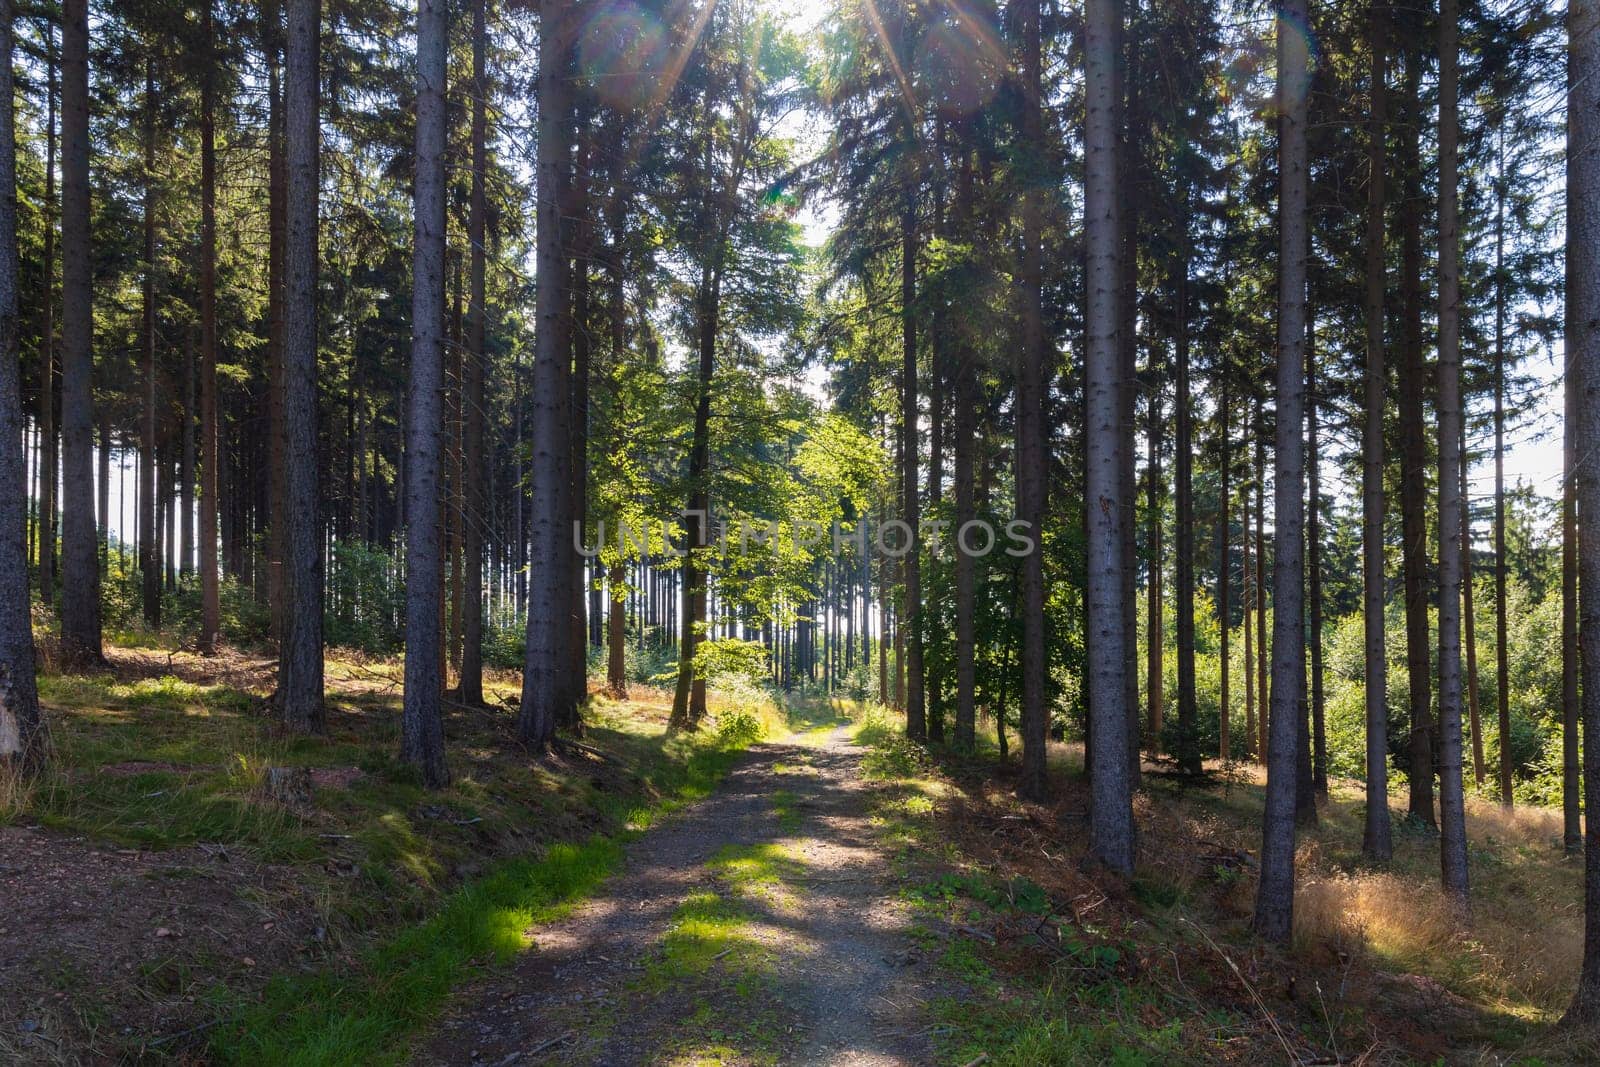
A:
1174 241 1198 775
518 0 575 748
1399 46 1434 825
1564 0 1600 1024
37 28 54 606
278 0 325 732
1015 0 1049 798
140 56 160 630
199 0 221 653
1084 0 1134 875
1217 351 1230 763
1493 132 1514 808
1299 315 1324 809
898 187 926 741
401 0 450 787
1306 311 1326 801
1463 413 1484 787
456 0 488 706
0 0 43 767
1145 385 1162 759
1254 0 1309 945
1361 0 1393 861
1435 0 1469 910
58 0 97 664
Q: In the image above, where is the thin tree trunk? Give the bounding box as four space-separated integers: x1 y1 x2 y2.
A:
1399 46 1434 824
278 0 324 732
1015 0 1048 798
1564 216 1583 853
199 0 220 653
37 30 54 606
1255 402 1267 760
140 56 160 630
1174 243 1198 774
899 190 926 741
1435 0 1470 910
1463 413 1484 787
1254 0 1309 944
1307 311 1327 801
1493 133 1514 808
1146 386 1162 759
266 0 287 634
1361 0 1393 861
0 0 43 766
953 160 977 755
1563 0 1600 1023
58 0 97 663
401 0 450 787
1084 0 1133 874
457 0 487 705
1217 354 1230 764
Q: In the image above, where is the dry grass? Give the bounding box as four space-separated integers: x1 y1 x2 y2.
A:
0 757 37 820
1281 784 1584 1018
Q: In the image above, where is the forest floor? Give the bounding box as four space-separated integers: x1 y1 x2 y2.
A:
0 643 799 1064
415 719 941 1067
6 643 1600 1065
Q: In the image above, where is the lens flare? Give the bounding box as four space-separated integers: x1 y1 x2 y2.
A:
578 0 671 112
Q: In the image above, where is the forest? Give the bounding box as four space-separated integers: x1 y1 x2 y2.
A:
0 0 1596 1062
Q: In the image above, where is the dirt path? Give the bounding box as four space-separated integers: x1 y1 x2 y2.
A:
415 725 938 1067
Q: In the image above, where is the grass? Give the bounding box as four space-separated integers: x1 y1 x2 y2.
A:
217 835 626 1065
848 711 1593 1063
7 642 808 1063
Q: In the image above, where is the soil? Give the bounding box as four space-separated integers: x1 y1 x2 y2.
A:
0 825 318 1064
415 726 939 1067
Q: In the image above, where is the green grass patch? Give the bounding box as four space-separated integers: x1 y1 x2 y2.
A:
214 835 622 1066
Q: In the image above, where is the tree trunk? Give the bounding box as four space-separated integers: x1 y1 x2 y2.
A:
1564 0 1600 1024
1399 46 1434 825
1174 243 1198 774
1015 0 1049 798
517 0 576 748
1146 386 1162 759
1361 0 1393 861
669 270 717 731
952 160 976 754
456 0 487 706
58 0 98 664
1254 0 1309 944
1084 0 1133 875
899 189 926 741
199 0 221 653
401 0 450 787
607 562 627 698
266 0 287 636
1493 134 1514 809
0 0 43 767
1255 402 1267 759
1435 0 1470 910
1217 353 1230 763
1565 241 1583 852
1306 311 1326 803
140 56 160 630
278 0 324 732
37 30 54 606
1463 414 1484 787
